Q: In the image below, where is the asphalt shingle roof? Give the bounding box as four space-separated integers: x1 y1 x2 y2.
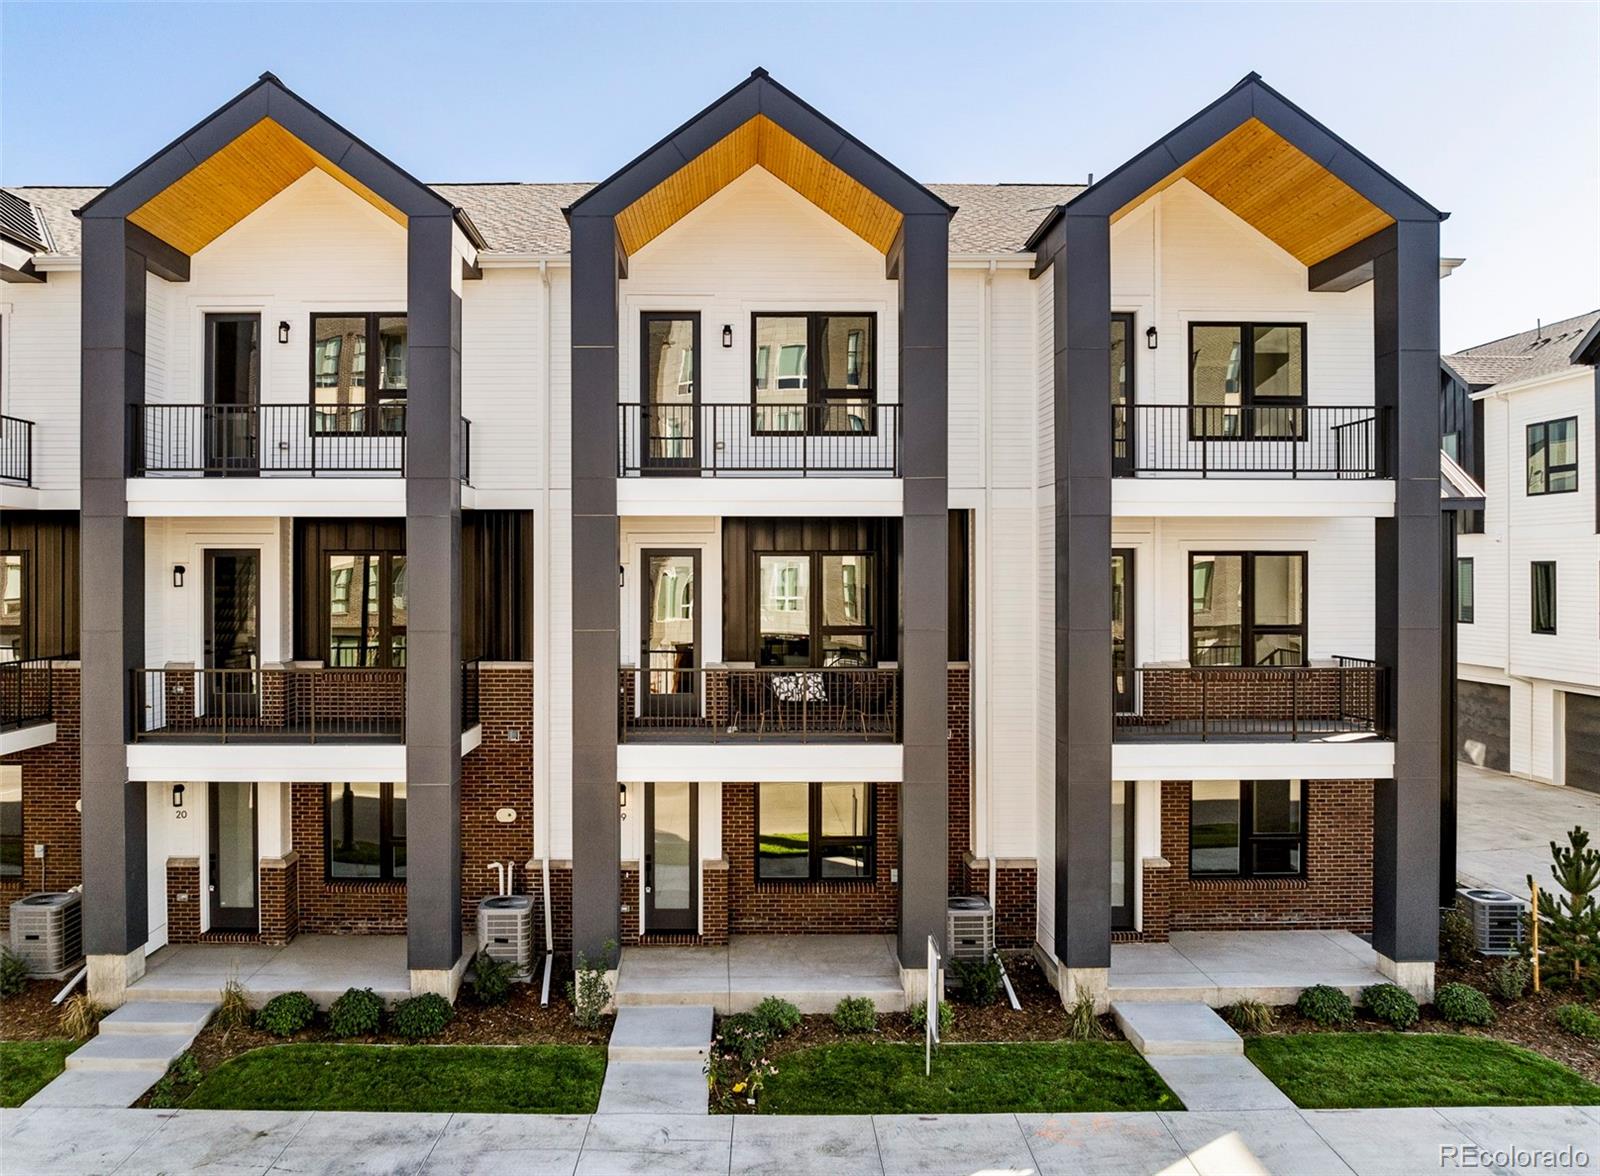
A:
1445 310 1600 389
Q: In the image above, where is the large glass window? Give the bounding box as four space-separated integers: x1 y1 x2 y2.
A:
756 552 876 667
327 553 407 667
1 552 22 661
1190 780 1304 878
1531 561 1558 635
1190 552 1306 667
753 313 875 434
326 782 406 881
1526 417 1578 496
311 313 405 434
641 314 698 465
1457 558 1475 624
757 781 873 881
1189 322 1306 438
0 766 20 880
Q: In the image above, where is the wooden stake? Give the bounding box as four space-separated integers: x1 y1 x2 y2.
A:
1529 881 1541 994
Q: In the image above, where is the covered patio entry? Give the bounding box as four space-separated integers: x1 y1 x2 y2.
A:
615 934 905 1014
1110 930 1389 1006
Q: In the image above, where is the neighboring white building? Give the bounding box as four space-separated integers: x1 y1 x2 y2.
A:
1448 311 1600 793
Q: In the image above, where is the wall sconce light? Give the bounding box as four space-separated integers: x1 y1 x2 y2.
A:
1145 326 1158 350
171 783 186 809
277 321 291 345
618 783 629 812
172 564 186 589
721 324 733 349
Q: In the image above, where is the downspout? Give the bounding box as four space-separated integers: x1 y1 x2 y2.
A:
537 259 555 1001
981 261 998 912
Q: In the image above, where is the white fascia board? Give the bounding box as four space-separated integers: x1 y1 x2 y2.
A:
1470 367 1591 400
127 742 407 783
1112 479 1396 518
948 254 1036 269
1111 738 1395 781
126 478 407 517
617 477 901 518
617 742 903 783
0 722 57 757
476 253 570 268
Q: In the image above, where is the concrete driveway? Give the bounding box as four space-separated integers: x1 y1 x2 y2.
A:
1458 762 1600 899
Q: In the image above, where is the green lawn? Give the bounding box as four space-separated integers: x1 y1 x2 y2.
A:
1246 1033 1600 1109
183 1044 606 1113
758 1042 1181 1114
0 1040 78 1107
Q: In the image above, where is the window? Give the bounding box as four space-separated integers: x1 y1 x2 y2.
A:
1188 322 1306 439
310 313 406 434
0 552 22 661
752 313 876 434
1531 561 1557 635
0 766 20 880
326 783 406 881
1190 552 1306 666
1190 780 1304 878
756 552 876 667
1111 314 1135 469
327 553 407 667
1456 558 1475 624
756 781 873 881
1526 417 1578 495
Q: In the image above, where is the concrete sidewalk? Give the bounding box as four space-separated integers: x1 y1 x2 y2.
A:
4 1103 1598 1175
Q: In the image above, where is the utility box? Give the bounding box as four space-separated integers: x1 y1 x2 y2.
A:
1456 887 1525 956
8 892 83 978
476 895 535 973
946 895 995 963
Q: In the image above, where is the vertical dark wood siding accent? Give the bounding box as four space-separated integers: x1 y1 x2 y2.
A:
292 519 406 661
948 509 970 662
0 511 80 658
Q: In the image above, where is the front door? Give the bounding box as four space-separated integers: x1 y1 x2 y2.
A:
208 782 258 932
1112 548 1135 712
205 550 260 724
641 313 699 473
1111 781 1135 930
204 313 261 475
1111 313 1135 477
644 782 697 933
641 549 699 718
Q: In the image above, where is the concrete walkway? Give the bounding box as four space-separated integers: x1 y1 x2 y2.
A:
596 1006 711 1115
4 1104 1598 1175
1110 930 1386 1006
1112 1000 1294 1112
24 1001 215 1110
615 934 904 1014
1458 762 1600 900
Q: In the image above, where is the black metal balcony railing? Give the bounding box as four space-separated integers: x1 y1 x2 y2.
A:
618 665 901 742
133 667 406 743
1112 405 1388 478
618 403 900 476
133 405 472 482
0 415 34 486
0 656 58 731
462 658 481 730
1113 658 1386 742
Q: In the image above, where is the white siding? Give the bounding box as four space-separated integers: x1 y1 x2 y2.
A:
1 271 81 495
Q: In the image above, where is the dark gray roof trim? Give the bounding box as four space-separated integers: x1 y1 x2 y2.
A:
1572 316 1600 366
1026 72 1445 253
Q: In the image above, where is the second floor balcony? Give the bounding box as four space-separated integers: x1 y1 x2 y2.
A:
1113 405 1388 479
619 665 901 743
0 415 33 487
0 656 58 732
618 402 901 477
1113 657 1386 743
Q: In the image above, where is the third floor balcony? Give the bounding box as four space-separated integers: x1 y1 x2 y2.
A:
617 402 900 478
619 665 901 743
1113 657 1386 743
1113 405 1388 479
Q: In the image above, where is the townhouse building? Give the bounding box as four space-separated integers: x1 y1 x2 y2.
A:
1 68 1456 1011
1446 312 1600 793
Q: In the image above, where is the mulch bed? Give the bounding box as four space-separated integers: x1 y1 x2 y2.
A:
0 980 70 1042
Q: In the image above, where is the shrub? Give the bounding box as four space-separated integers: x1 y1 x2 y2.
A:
329 987 385 1037
1066 990 1106 1041
1362 983 1420 1029
750 996 801 1037
1435 982 1495 1027
1296 984 1353 1027
832 996 877 1034
390 993 454 1039
1554 1003 1600 1041
256 991 316 1037
470 950 515 1007
1225 998 1277 1034
908 998 954 1037
1439 907 1476 967
565 940 616 1030
58 992 106 1040
146 1052 202 1109
214 975 252 1031
1489 958 1530 1002
951 954 1002 1007
0 946 30 998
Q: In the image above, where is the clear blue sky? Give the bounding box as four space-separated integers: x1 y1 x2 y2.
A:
3 2 1596 351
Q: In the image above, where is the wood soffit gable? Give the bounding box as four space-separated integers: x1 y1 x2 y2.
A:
127 117 406 254
614 114 904 256
1111 117 1394 266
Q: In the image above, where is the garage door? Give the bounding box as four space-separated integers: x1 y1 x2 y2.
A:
1566 693 1600 794
1458 681 1510 772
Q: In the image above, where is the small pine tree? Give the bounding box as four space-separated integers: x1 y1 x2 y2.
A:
1530 826 1600 992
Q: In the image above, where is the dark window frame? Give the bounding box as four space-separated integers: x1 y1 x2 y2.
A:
754 781 876 884
324 782 407 883
325 550 407 668
750 311 878 437
638 311 702 471
752 549 878 668
1526 416 1579 496
1456 557 1475 624
1186 321 1308 440
1189 780 1306 880
1 549 25 660
1188 551 1309 667
308 312 407 437
0 768 20 881
1531 561 1558 635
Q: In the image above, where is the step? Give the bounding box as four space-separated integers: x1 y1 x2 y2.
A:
594 1060 709 1115
1111 1000 1243 1056
608 1005 713 1062
97 1001 215 1037
64 1031 193 1072
22 1068 164 1109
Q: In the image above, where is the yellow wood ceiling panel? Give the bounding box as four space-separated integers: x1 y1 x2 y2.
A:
1110 118 1393 266
615 114 903 255
128 118 405 254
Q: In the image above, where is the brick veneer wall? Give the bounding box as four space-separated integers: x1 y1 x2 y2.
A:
459 665 535 923
620 864 640 945
722 782 899 935
1160 779 1374 932
290 784 407 934
259 853 299 946
702 861 729 945
0 667 82 936
958 855 1037 949
527 862 573 957
1140 857 1172 942
947 664 971 892
165 857 201 944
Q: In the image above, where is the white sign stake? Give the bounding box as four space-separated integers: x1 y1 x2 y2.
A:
926 935 941 1077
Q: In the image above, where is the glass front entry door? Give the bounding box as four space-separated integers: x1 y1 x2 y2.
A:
641 550 698 718
641 314 699 472
644 782 697 933
204 313 261 475
1111 782 1135 930
208 782 258 931
205 550 260 722
1112 549 1135 712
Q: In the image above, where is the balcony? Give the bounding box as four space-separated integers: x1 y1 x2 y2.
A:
618 665 901 743
617 403 900 477
133 667 406 743
1113 405 1387 478
132 405 471 482
0 415 33 486
0 656 57 731
1113 658 1386 743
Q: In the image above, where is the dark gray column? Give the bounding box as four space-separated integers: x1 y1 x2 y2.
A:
569 212 621 961
79 214 151 960
1371 218 1442 967
895 213 950 968
405 213 464 973
1047 213 1113 972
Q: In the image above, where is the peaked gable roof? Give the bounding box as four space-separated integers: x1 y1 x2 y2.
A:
1445 310 1600 389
